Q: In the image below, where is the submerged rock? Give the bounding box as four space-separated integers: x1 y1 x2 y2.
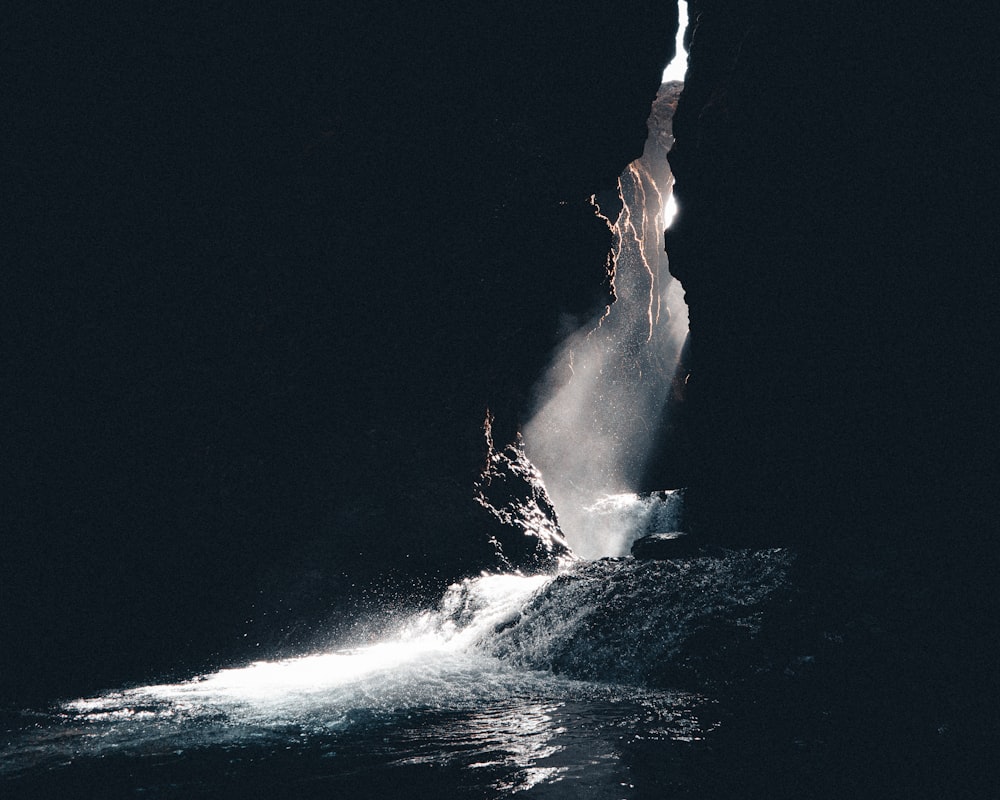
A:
630 531 700 560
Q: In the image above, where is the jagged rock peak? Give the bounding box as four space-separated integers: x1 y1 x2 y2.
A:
475 413 575 573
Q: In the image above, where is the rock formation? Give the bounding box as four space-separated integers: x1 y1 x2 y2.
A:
663 2 998 564
475 423 574 574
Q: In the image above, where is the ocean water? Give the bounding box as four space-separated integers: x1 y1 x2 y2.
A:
0 543 795 799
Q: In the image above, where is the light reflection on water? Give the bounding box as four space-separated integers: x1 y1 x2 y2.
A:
3 658 712 797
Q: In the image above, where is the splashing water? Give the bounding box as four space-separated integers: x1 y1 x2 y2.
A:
0 552 793 797
35 574 557 748
576 490 685 556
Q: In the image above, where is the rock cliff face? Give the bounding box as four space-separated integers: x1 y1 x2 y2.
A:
663 1 998 565
660 3 998 778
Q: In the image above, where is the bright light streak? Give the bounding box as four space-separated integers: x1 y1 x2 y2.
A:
662 191 678 228
662 1 689 83
160 642 439 700
620 164 658 342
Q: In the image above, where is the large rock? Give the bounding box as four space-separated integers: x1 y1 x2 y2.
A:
475 423 575 574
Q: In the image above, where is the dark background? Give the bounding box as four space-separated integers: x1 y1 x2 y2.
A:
3 0 997 744
3 2 677 702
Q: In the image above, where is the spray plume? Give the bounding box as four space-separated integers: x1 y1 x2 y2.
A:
523 83 687 559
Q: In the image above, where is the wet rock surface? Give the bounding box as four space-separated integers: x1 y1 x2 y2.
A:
485 551 796 689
